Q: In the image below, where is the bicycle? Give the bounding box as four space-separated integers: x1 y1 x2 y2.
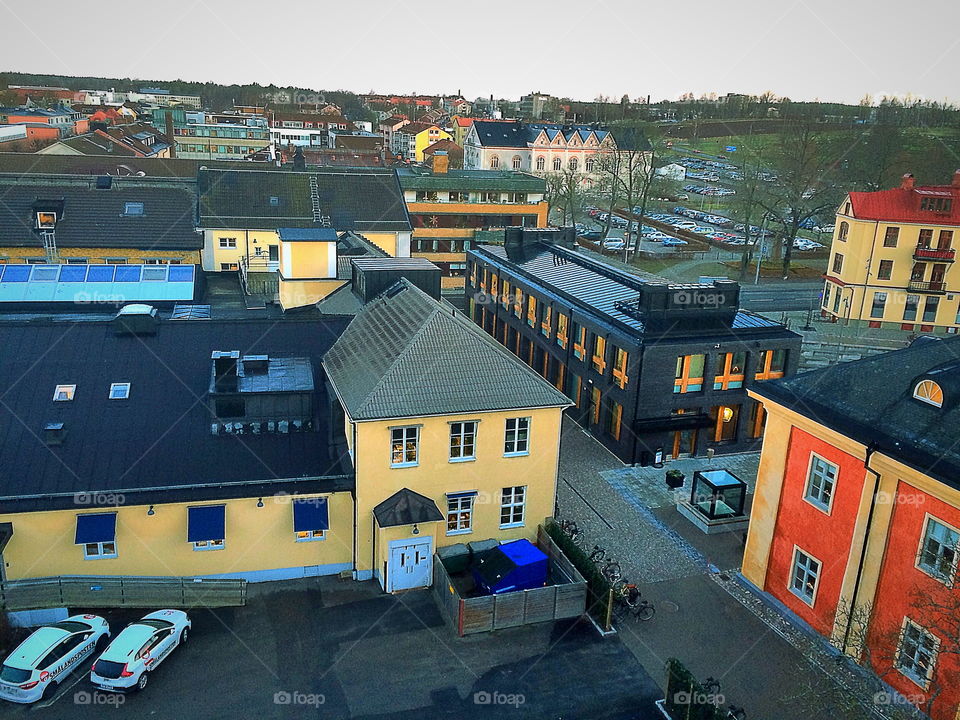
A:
613 583 655 622
598 557 622 583
557 518 582 546
726 705 746 720
588 545 606 563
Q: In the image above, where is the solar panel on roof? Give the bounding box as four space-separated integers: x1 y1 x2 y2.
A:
167 266 194 282
87 265 116 282
114 266 141 282
0 265 30 282
30 266 59 282
141 267 167 282
58 265 87 282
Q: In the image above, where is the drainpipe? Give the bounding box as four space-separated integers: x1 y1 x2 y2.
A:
841 441 881 654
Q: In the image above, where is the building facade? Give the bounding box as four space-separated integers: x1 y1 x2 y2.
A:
398 163 548 289
822 173 960 334
743 338 960 720
465 230 801 464
391 122 452 162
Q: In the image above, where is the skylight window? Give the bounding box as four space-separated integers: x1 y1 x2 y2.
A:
269 196 280 206
109 383 131 400
123 202 145 216
53 384 76 402
913 379 943 408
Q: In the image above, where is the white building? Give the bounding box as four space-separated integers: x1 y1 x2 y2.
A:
655 163 686 181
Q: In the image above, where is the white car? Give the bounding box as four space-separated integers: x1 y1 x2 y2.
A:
603 239 626 251
0 615 110 704
90 610 190 693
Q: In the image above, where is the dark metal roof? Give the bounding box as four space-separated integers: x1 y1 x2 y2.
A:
373 488 443 528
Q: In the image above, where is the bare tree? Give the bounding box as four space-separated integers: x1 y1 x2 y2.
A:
730 148 767 281
544 167 586 226
593 124 656 257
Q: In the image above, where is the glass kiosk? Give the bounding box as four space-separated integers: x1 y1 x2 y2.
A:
689 469 746 520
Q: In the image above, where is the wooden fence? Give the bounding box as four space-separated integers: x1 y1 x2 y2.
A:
0 575 247 611
432 526 588 637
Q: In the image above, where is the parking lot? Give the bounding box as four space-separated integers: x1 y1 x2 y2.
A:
0 578 664 719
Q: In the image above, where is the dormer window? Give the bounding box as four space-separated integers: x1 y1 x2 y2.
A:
53 384 76 402
913 379 943 408
920 197 953 214
269 196 280 206
36 211 57 228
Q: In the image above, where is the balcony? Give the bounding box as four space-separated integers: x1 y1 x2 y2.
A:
913 245 955 262
908 280 947 294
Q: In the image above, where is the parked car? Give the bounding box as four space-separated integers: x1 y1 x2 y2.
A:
0 615 110 704
90 610 191 693
580 230 603 241
603 239 626 251
662 237 689 247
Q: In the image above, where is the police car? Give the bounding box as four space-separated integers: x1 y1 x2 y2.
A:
0 614 110 704
90 610 190 692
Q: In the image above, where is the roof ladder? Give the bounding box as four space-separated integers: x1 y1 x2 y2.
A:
308 175 325 225
40 229 59 264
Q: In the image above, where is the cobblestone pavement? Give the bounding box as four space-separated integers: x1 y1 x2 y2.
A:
556 418 922 720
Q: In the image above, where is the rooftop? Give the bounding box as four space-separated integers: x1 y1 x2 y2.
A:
469 120 612 149
847 176 960 226
753 337 960 490
397 166 545 193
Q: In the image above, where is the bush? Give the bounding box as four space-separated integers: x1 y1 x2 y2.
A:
663 658 727 720
546 520 613 626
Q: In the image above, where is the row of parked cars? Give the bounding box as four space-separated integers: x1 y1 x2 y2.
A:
682 183 737 197
0 610 191 703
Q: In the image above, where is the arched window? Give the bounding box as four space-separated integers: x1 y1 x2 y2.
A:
913 379 943 407
838 221 849 241
512 155 522 170
490 155 499 170
553 157 562 171
569 158 578 172
536 156 545 171
585 156 595 173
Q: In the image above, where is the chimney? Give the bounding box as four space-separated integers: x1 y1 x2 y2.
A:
212 350 240 392
432 150 449 175
164 111 177 159
901 173 915 190
953 169 960 188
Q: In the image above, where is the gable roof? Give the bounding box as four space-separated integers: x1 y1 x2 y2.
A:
847 183 960 226
373 489 443 527
752 336 960 490
197 168 410 232
323 280 571 421
471 120 528 148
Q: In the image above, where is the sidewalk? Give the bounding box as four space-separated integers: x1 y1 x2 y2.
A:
556 418 906 720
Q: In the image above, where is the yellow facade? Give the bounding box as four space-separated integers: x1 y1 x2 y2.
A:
0 492 354 581
278 279 346 310
350 407 563 587
414 127 452 162
0 247 200 264
203 229 281 272
823 202 960 330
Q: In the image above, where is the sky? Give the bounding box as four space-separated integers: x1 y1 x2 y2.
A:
2 0 959 106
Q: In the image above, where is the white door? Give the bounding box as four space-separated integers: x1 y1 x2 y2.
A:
387 538 432 592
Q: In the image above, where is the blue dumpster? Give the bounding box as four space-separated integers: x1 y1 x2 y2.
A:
472 539 549 595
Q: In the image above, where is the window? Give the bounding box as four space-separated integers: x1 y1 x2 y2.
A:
108 382 130 400
220 262 238 271
512 155 522 170
501 279 510 309
674 354 705 393
913 379 943 408
790 548 821 605
500 486 526 527
591 387 602 425
920 196 953 213
897 619 939 686
391 426 420 466
536 156 545 171
193 539 224 551
504 417 530 455
53 384 76 401
917 516 959 581
556 313 568 348
937 229 953 249
572 324 587 360
612 347 629 389
449 421 477 461
123 202 144 216
805 454 837 511
918 228 934 248
541 305 552 337
585 157 595 172
711 404 740 442
922 296 939 323
713 352 746 390
607 401 623 441
553 157 562 171
832 253 844 274
446 493 475 534
490 155 500 169
870 292 886 319
904 294 919 322
877 260 893 280
591 334 606 373
569 158 578 172
36 211 57 228
883 227 899 247
296 530 325 542
218 237 237 248
490 272 498 296
748 402 766 439
84 541 117 559
526 294 537 327
755 349 787 380
838 221 849 241
448 191 468 202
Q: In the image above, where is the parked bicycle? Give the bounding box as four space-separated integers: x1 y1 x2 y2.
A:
557 518 582 546
598 557 622 583
588 545 606 563
612 582 655 622
726 706 746 720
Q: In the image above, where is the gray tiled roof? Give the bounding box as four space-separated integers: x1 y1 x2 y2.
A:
323 280 571 421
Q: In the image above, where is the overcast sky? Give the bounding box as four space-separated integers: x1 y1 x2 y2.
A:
2 0 958 106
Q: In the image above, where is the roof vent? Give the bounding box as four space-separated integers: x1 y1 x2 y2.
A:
112 304 159 336
242 355 269 374
43 422 66 446
212 350 240 392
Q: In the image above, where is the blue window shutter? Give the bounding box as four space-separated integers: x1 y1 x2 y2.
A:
74 513 117 544
187 505 225 542
292 498 329 532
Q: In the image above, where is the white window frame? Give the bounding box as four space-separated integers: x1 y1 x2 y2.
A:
53 384 76 402
915 513 960 585
108 382 131 400
504 417 530 457
500 486 526 529
295 530 326 543
192 539 225 552
83 541 117 560
449 421 478 462
896 617 939 688
218 237 237 249
789 546 821 606
803 452 837 513
390 425 420 468
446 495 474 535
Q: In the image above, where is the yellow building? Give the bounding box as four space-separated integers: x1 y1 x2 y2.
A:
0 261 569 598
398 162 549 289
392 122 452 162
198 167 412 310
822 173 960 333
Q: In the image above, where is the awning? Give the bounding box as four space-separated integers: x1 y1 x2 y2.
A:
187 505 225 543
373 488 443 528
74 513 117 544
292 498 329 533
633 414 714 432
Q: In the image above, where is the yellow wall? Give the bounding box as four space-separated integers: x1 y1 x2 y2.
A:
414 128 452 162
0 247 199 264
279 241 336 279
204 229 280 271
278 278 346 310
363 232 402 257
350 406 563 578
0 492 354 580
